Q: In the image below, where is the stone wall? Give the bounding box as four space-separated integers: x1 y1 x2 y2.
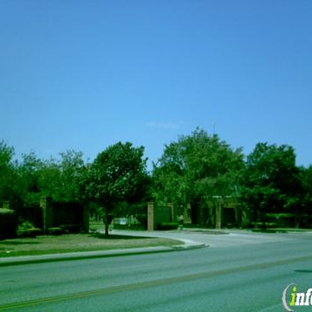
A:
0 206 17 239
40 197 89 233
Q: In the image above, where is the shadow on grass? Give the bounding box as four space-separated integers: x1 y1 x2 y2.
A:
91 233 151 240
0 241 40 245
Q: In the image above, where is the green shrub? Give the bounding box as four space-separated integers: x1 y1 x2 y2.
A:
135 213 147 226
156 222 179 230
18 221 33 237
266 213 296 228
59 224 81 233
48 227 63 235
17 221 42 237
129 224 146 231
21 228 42 238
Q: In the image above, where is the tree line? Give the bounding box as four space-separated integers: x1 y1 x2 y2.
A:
1 128 312 231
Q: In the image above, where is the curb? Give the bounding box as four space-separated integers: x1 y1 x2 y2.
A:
0 246 173 267
0 243 208 267
172 243 209 251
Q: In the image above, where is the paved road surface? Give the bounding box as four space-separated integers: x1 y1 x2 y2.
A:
1 231 312 311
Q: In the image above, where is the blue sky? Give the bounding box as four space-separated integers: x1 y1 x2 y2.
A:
1 0 311 169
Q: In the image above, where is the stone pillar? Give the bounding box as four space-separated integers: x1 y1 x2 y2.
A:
215 202 222 229
40 196 53 234
147 202 154 231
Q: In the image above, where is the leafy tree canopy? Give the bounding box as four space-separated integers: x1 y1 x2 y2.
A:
81 141 149 235
240 142 303 221
0 141 18 204
152 128 244 218
18 150 85 205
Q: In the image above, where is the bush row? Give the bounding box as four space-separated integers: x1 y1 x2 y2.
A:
0 219 85 239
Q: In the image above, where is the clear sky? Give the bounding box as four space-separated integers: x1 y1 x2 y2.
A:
1 0 311 169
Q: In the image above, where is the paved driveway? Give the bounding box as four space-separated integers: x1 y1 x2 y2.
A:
111 228 312 248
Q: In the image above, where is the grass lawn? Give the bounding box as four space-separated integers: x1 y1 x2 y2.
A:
0 233 182 257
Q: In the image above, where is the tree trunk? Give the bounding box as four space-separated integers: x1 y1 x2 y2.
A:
104 221 109 237
103 209 113 237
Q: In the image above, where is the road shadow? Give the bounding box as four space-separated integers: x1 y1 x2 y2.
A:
295 269 312 273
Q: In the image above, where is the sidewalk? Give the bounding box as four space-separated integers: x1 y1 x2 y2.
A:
0 231 208 267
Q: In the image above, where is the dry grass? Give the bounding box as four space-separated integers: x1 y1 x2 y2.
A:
0 233 182 257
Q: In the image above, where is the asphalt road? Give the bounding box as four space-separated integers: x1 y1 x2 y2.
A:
1 231 312 312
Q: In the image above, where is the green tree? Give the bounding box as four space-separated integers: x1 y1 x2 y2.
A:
152 128 244 224
298 165 312 225
240 142 302 225
18 152 61 204
19 150 85 204
82 142 148 236
0 141 19 205
18 151 43 206
152 140 189 208
55 150 85 202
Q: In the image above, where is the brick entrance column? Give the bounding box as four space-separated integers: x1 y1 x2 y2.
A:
147 202 154 231
215 202 222 229
40 196 53 234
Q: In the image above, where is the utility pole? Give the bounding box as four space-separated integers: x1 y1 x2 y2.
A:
212 122 216 135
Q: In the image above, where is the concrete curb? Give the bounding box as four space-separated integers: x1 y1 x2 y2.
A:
0 246 172 267
0 243 208 267
172 243 209 251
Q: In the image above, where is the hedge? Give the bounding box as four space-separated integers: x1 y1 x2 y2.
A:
156 222 179 230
